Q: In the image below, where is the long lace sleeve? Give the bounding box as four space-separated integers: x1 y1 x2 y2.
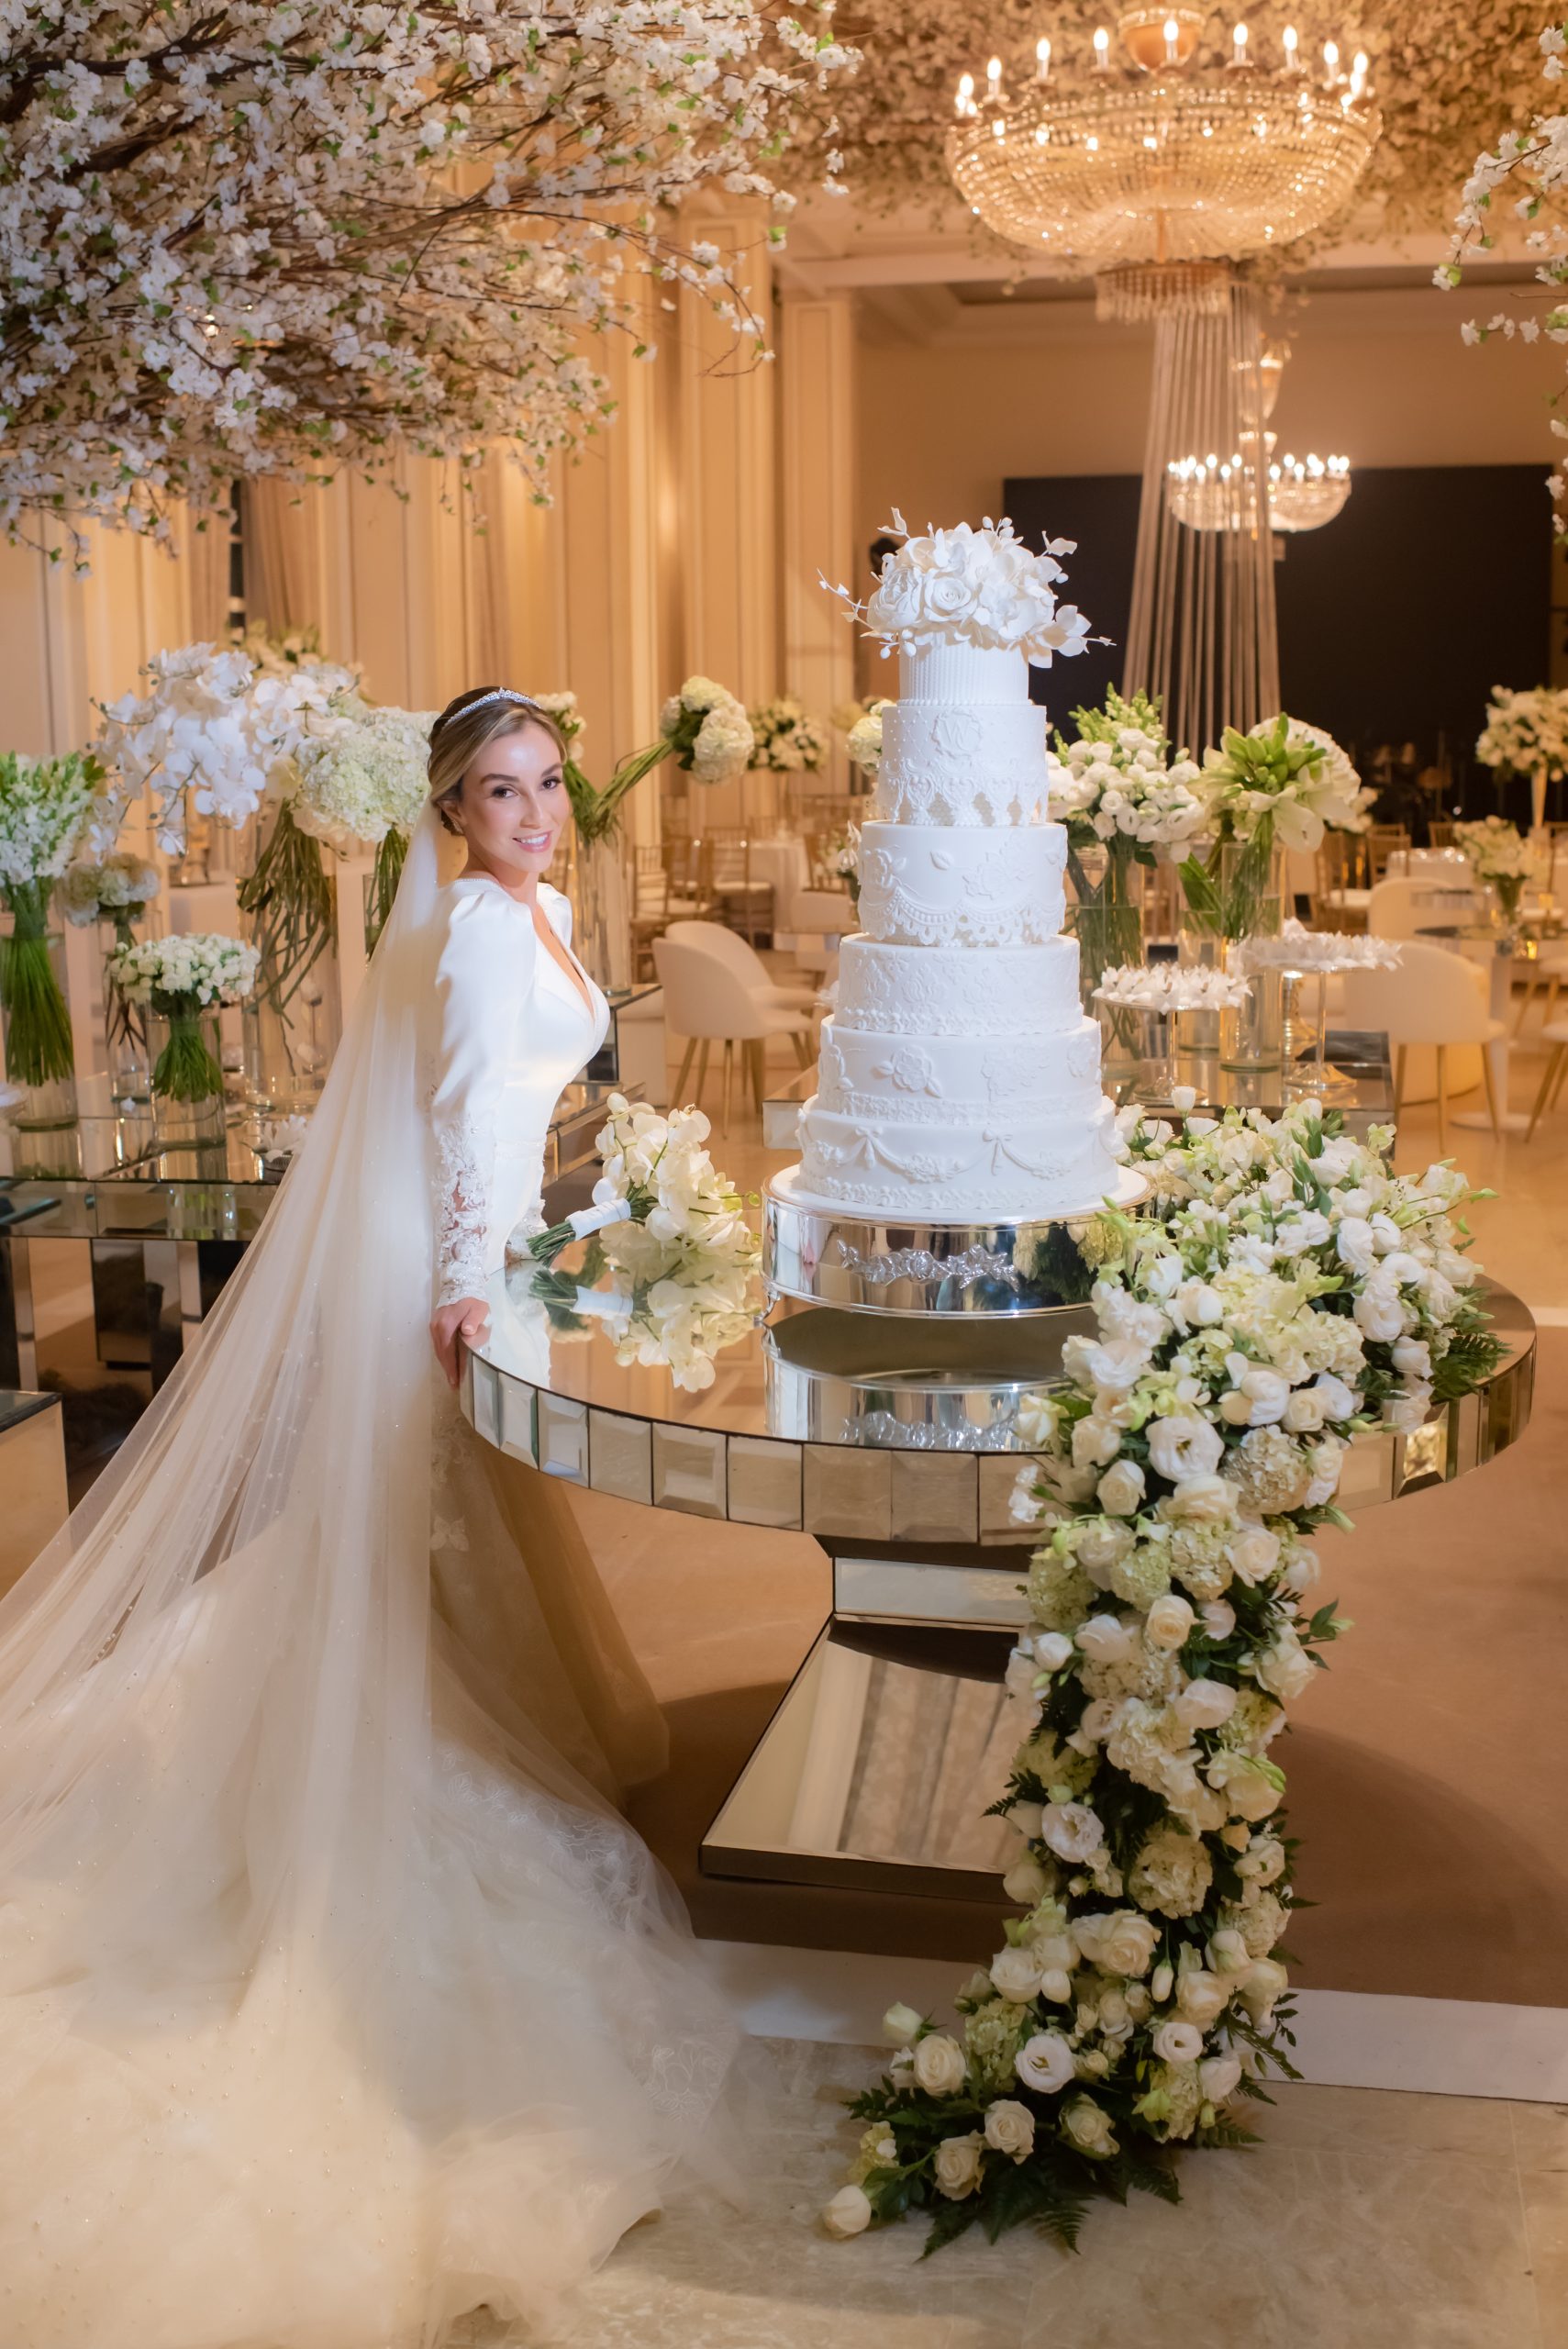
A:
428 889 532 1308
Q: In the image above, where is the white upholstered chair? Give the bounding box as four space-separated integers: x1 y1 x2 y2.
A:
652 932 810 1127
1338 939 1505 1152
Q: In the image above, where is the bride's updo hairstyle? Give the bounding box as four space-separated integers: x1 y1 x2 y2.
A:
427 686 568 835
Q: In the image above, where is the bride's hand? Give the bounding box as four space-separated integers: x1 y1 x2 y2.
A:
430 1297 491 1389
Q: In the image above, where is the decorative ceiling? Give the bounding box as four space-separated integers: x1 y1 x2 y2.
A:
798 1 1551 267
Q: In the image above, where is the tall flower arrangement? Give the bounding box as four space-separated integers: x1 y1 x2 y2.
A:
1454 815 1542 926
0 751 108 1109
61 850 161 1101
1474 686 1568 827
0 3 853 546
837 697 891 778
1180 716 1357 944
748 697 828 775
824 1101 1501 2250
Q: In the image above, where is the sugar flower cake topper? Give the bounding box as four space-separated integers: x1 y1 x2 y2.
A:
822 511 1096 666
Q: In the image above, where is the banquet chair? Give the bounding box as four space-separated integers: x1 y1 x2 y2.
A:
662 835 712 918
1338 939 1504 1152
700 831 772 944
628 847 670 982
1366 824 1412 884
663 918 817 1052
1313 832 1371 931
1427 821 1456 850
1364 875 1487 941
652 932 810 1127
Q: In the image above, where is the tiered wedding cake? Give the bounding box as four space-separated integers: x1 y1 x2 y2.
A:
791 516 1126 1223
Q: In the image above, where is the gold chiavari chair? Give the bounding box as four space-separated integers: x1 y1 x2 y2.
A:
1427 820 1456 850
1366 823 1411 884
698 830 772 944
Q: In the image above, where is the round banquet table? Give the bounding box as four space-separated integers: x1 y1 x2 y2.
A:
462 1261 1536 1901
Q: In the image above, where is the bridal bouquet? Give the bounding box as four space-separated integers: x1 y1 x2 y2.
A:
528 1093 756 1266
748 697 828 774
0 750 109 1096
826 1101 1499 2252
538 1243 760 1392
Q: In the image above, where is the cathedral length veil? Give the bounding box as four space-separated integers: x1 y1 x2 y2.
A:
0 804 739 2349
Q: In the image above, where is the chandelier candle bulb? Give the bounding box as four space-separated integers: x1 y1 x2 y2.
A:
956 71 973 113
1163 16 1180 63
1094 26 1111 67
1283 23 1298 63
1037 36 1051 79
1231 22 1248 65
1322 39 1339 72
987 53 1003 94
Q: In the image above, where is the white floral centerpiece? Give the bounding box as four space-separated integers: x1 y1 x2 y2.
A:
62 848 163 1103
826 1099 1501 2253
0 750 111 1120
287 698 433 950
658 677 754 787
1473 686 1568 829
1453 814 1542 926
844 701 890 774
748 696 828 775
825 510 1095 669
108 930 259 1143
822 825 862 907
1276 722 1374 834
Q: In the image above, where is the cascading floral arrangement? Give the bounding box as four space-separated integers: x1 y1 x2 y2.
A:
823 1098 1502 2251
748 696 828 775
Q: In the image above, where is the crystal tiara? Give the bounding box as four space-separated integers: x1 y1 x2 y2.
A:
464 687 540 716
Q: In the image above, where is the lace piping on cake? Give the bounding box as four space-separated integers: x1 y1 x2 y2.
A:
431 1103 495 1308
859 877 1062 948
804 1127 1086 1187
872 777 1051 829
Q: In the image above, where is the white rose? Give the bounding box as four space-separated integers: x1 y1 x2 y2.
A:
883 2002 926 2046
912 2033 968 2097
1040 1802 1105 1865
1145 1415 1224 1483
1003 1855 1051 1907
1200 1598 1237 1640
1033 1631 1074 1673
1312 1372 1358 1422
1097 1458 1147 1518
1015 2031 1077 2095
1173 1677 1238 1731
1353 1281 1406 1343
1009 1799 1045 1839
1061 2097 1118 2159
1152 2018 1206 2064
1074 1909 1160 1977
1062 1335 1150 1394
1072 1413 1122 1468
1198 2052 1243 2105
990 1944 1047 2001
1075 1695 1120 1744
1393 1336 1432 1378
1176 1969 1231 2025
984 2100 1037 2163
1255 1636 1316 1702
932 2132 985 2200
1075 1615 1139 1665
1144 1594 1195 1652
1005 1647 1043 1703
1238 1956 1289 2022
1283 1386 1328 1433
1226 1525 1281 1587
1336 1217 1377 1275
1173 1278 1223 1326
822 2183 873 2237
1303 1435 1347 1508
1160 1475 1240 1524
1015 1393 1060 1448
1281 1544 1320 1596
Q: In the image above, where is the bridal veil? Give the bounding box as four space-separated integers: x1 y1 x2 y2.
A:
0 804 738 2348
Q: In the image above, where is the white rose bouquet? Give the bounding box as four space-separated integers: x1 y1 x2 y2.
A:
747 696 828 775
107 930 259 1112
828 509 1094 668
833 1099 1501 2254
0 750 111 1095
527 1092 755 1263
62 849 163 1089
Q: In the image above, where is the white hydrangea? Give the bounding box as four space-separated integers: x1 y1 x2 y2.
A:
108 930 260 1008
61 851 161 924
289 700 432 850
659 677 753 787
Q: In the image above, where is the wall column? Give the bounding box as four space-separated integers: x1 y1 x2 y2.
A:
779 289 858 800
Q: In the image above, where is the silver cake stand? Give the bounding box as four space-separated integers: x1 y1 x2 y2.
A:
762 1160 1150 1317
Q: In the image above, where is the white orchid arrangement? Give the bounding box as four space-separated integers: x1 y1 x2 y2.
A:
828 1100 1501 2253
1274 722 1371 833
1238 921 1403 975
658 677 755 788
748 696 828 774
0 2 853 549
1440 23 1568 530
827 512 1094 667
1473 685 1568 783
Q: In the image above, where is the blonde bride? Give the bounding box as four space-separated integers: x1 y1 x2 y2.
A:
0 686 738 2348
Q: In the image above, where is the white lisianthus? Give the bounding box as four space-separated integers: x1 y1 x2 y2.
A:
1040 1802 1106 1865
1200 1598 1237 1641
1008 1799 1046 1840
912 2034 968 2097
1151 2018 1206 2065
1033 1631 1074 1673
1015 2032 1077 2094
1076 1614 1140 1665
1218 1366 1292 1428
822 2184 873 2238
1198 2052 1244 2105
1145 1414 1225 1483
1173 1678 1238 1731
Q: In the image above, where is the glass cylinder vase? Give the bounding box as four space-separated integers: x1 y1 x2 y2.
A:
0 889 78 1131
1067 844 1146 1079
150 1000 228 1151
569 832 632 993
1180 836 1285 1073
103 916 152 1108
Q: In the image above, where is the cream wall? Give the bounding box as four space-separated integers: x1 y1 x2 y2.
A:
854 288 1566 601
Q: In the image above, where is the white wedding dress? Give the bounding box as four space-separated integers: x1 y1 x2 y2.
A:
0 808 739 2349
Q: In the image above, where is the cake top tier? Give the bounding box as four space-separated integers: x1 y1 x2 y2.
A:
824 509 1095 669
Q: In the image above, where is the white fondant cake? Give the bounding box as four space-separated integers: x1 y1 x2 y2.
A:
792 612 1124 1222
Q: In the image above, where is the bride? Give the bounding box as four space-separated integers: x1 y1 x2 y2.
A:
0 687 739 2348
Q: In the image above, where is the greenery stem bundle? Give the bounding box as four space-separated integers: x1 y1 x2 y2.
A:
149 992 225 1104
563 742 672 846
1178 815 1280 945
237 803 335 1010
0 880 74 1087
367 829 408 956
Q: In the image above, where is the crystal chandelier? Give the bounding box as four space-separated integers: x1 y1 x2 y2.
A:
947 8 1381 269
1167 442 1351 532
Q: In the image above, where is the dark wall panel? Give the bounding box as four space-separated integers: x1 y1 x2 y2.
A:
1004 465 1550 803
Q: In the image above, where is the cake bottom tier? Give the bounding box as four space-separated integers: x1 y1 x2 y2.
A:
795 1093 1126 1220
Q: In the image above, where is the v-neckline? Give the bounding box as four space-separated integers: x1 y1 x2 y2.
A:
462 873 597 1017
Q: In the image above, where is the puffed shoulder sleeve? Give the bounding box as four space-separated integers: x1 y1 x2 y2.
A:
428 890 534 1308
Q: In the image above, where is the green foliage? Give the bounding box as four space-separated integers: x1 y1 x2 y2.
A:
1431 1326 1507 1401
